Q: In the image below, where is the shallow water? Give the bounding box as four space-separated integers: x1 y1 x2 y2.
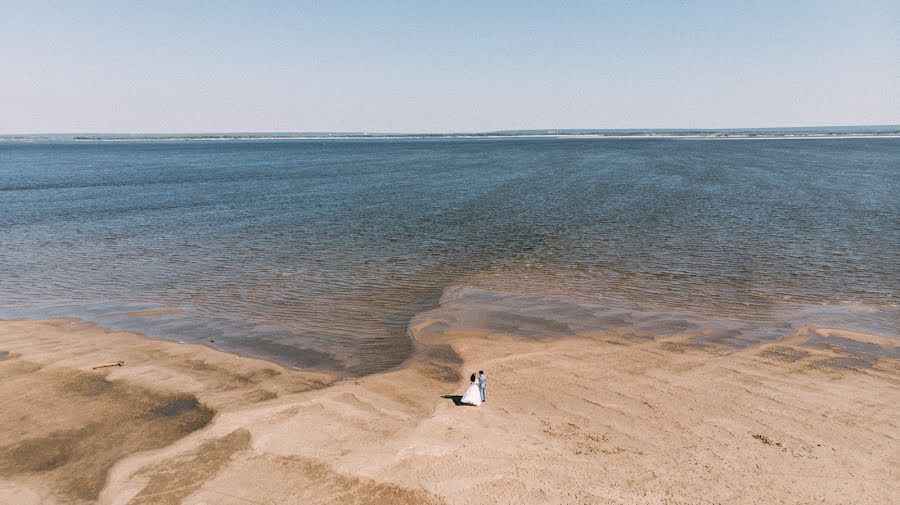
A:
1 138 897 374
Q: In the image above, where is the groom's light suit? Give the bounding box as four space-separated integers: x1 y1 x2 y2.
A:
479 373 487 402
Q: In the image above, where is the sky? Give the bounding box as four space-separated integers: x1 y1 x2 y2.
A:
1 1 898 133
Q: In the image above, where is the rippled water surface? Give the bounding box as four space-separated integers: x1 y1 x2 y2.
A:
1 138 897 374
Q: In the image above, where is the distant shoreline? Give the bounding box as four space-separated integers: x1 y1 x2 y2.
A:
3 126 899 142
4 134 900 142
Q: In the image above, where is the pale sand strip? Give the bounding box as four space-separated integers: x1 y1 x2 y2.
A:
812 326 899 349
1 319 898 505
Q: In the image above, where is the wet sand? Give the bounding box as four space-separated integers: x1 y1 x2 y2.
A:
0 319 335 504
1 306 898 504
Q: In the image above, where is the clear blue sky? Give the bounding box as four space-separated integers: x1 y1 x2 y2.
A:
1 1 897 133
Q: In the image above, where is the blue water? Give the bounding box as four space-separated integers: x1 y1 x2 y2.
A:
1 138 897 374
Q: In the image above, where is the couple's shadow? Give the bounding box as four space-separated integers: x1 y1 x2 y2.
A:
441 395 474 406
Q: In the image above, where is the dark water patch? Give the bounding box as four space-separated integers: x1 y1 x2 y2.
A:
807 334 900 358
700 329 745 347
89 378 112 392
235 339 344 372
151 398 200 418
591 313 635 329
695 326 787 350
0 351 8 359
634 318 698 336
806 334 899 370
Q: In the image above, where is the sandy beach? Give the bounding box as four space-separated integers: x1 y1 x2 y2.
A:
1 296 897 505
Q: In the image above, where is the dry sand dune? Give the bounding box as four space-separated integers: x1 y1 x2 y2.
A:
0 315 898 505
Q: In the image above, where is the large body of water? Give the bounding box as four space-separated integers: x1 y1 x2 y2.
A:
1 138 897 374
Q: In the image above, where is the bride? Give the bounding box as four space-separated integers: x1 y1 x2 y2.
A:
460 373 482 406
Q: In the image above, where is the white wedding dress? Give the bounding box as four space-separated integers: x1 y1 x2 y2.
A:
460 381 482 406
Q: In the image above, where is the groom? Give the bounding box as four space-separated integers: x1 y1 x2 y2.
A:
478 371 487 402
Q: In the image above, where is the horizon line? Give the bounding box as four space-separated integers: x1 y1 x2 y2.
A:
3 124 900 137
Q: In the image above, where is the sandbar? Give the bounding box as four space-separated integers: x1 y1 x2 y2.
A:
0 314 897 504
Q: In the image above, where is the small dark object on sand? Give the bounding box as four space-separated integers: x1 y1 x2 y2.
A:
752 434 782 447
92 360 125 370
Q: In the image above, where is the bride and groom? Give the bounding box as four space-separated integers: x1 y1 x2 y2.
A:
461 371 487 406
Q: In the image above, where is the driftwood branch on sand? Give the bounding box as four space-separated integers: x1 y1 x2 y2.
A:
92 360 125 370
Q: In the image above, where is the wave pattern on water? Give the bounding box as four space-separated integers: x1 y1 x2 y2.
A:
0 138 897 374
